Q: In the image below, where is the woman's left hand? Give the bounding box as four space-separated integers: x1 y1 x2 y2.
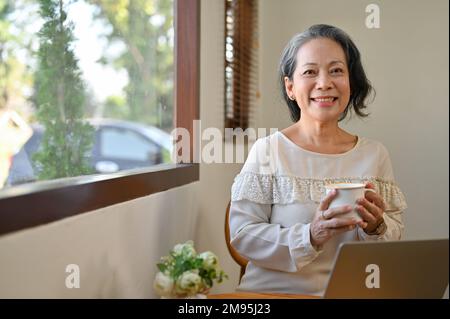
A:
355 182 386 233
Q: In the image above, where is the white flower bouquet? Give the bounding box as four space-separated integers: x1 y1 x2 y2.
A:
153 240 227 298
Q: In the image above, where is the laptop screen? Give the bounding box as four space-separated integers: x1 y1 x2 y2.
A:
324 239 449 299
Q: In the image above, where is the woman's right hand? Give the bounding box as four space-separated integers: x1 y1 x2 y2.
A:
310 189 367 250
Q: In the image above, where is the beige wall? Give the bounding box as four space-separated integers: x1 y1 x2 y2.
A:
195 0 244 293
0 182 198 298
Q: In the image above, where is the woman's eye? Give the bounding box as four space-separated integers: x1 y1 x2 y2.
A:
303 70 316 75
331 68 344 74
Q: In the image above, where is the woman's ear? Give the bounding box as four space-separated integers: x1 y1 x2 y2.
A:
284 76 295 100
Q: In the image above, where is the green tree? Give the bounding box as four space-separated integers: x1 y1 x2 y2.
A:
33 0 94 179
89 0 174 131
0 0 33 112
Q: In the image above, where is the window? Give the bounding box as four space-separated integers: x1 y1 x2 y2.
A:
224 0 259 130
100 128 158 162
1 0 179 187
0 0 199 236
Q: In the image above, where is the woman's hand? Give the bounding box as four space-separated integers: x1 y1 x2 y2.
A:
310 189 367 249
355 182 386 234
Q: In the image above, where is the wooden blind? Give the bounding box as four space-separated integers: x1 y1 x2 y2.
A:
224 0 258 130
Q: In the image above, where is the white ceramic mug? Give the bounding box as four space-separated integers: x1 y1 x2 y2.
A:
324 183 376 222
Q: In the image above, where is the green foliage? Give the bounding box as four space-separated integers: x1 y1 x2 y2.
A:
33 0 94 180
155 241 228 297
102 94 128 118
161 147 170 163
88 0 174 131
0 0 33 110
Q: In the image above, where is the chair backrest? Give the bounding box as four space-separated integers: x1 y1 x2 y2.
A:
225 201 248 282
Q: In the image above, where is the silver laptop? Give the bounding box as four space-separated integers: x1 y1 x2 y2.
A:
323 239 449 299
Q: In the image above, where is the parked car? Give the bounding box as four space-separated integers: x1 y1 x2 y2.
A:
6 118 173 186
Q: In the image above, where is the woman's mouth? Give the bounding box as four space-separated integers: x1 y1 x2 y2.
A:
310 97 338 107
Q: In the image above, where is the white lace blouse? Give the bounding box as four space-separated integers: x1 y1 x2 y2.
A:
229 131 407 296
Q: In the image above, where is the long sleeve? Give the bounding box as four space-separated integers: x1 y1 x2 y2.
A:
358 143 406 241
357 210 404 241
229 199 321 273
227 133 409 294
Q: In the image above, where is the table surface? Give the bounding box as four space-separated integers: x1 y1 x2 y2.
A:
208 291 319 299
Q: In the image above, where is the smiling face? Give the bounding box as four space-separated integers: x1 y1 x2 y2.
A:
284 37 351 124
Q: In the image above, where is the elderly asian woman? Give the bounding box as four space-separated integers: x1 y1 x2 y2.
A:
229 24 407 296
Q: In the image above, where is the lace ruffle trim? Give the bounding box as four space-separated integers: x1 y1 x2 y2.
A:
231 172 407 211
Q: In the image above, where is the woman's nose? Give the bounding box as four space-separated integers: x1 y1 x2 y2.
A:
316 73 333 90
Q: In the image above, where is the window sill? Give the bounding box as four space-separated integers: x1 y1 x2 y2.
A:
0 163 199 237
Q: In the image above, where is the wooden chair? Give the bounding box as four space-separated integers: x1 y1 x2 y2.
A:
225 201 248 283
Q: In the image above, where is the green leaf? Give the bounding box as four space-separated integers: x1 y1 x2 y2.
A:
204 277 212 287
157 263 167 272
